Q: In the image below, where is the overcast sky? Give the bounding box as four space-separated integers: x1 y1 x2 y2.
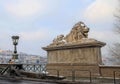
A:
0 0 118 56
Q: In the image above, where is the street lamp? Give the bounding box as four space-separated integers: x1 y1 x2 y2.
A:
11 36 19 63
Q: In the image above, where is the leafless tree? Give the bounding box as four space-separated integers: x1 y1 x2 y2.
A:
109 1 120 65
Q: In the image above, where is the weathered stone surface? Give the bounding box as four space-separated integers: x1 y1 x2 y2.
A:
46 64 100 77
99 65 120 77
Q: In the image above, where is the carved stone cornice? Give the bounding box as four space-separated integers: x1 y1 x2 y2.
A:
42 39 106 51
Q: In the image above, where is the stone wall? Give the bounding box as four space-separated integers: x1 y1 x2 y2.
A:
99 65 120 78
47 63 100 77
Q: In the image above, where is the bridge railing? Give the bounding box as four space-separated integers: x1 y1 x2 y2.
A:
22 64 92 83
22 64 47 73
0 64 120 83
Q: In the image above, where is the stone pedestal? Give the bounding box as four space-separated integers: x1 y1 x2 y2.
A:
43 39 105 77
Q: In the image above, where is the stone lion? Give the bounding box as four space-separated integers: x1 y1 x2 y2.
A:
50 34 66 46
65 22 89 42
48 21 90 46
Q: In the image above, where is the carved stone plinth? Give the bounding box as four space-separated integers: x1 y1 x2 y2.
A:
43 40 105 64
43 40 105 77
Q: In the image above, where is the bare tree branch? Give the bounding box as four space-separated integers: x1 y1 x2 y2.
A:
108 0 120 65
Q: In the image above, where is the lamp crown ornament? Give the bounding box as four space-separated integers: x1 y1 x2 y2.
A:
12 36 19 45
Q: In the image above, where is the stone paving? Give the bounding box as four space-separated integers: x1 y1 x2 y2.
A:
0 76 120 84
0 79 57 84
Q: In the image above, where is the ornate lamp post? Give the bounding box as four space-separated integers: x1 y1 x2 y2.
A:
11 36 19 63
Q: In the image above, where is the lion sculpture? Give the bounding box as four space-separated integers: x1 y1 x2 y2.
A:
65 21 89 43
50 34 66 46
49 22 89 46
